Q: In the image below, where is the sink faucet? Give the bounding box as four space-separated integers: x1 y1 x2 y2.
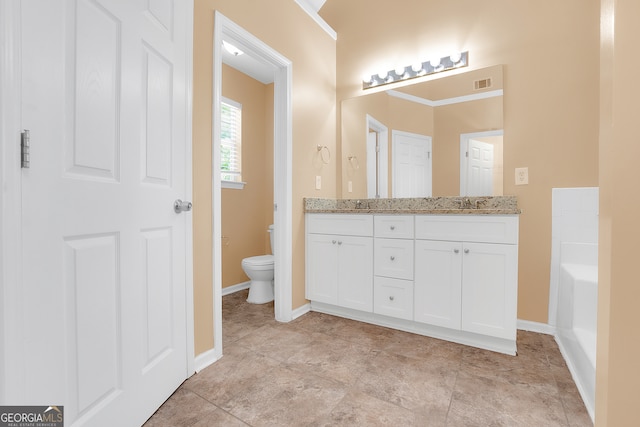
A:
355 200 369 209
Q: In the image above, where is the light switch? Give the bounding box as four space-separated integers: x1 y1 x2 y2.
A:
315 175 322 190
515 167 529 185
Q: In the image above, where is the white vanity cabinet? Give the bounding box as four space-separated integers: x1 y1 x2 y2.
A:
414 215 519 341
305 214 373 312
305 212 519 355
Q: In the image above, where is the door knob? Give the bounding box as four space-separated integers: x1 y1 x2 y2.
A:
174 199 192 213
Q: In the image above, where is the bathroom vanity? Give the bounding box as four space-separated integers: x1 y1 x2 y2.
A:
304 197 520 355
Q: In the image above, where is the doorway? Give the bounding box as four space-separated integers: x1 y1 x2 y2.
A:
212 12 293 358
365 114 388 198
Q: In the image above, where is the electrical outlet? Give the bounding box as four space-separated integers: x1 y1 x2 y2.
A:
515 167 529 185
348 181 353 193
315 175 322 190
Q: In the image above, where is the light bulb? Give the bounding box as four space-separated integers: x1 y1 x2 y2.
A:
449 52 462 63
377 70 388 80
362 73 373 84
222 40 244 56
411 62 423 73
395 66 406 77
430 57 441 68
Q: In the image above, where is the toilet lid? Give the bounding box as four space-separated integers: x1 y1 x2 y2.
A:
243 255 274 266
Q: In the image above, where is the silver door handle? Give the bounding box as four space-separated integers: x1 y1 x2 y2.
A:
174 199 192 213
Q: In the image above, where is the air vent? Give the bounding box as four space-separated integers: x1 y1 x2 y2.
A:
474 78 492 90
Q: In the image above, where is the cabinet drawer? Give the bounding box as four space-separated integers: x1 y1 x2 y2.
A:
374 238 414 280
374 215 414 239
414 215 518 244
306 214 373 237
374 277 413 320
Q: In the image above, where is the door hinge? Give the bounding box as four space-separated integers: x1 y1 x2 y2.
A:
21 129 30 168
465 151 469 158
274 203 278 212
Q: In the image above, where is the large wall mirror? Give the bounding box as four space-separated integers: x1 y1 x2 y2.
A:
341 65 504 198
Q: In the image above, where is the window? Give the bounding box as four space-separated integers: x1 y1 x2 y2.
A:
221 97 243 188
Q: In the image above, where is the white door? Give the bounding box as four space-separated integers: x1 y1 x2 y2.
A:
18 1 190 425
467 139 494 196
392 130 432 197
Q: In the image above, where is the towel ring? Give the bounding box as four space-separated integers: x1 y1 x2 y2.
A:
317 145 331 164
348 155 360 170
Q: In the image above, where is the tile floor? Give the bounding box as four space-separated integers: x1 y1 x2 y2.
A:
145 290 593 426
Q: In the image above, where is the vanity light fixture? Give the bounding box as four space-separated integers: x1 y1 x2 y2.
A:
362 51 469 90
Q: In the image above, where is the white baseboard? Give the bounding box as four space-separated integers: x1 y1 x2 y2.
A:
291 302 311 320
517 319 556 335
194 347 222 373
222 281 250 296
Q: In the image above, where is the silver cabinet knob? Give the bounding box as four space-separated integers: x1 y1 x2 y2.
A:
464 248 470 254
338 241 342 245
454 249 460 254
174 199 192 213
389 296 394 301
332 240 337 244
390 225 395 230
390 256 395 261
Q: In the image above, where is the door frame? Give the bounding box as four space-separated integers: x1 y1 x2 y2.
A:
459 129 503 196
212 12 293 358
0 0 196 402
365 114 388 198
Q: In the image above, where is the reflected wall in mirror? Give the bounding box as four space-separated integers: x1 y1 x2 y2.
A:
341 65 503 198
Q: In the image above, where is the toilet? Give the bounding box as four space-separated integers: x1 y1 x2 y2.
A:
241 224 274 304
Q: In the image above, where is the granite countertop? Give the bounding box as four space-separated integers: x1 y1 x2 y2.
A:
304 196 521 215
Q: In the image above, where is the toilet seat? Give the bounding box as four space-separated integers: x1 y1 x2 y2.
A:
242 254 274 267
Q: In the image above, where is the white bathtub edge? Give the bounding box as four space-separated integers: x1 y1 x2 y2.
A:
555 334 596 423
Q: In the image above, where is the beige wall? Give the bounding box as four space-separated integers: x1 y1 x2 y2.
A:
193 0 337 355
321 0 600 324
596 0 640 424
221 64 274 288
433 97 503 196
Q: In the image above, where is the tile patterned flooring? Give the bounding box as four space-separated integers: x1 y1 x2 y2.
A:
145 290 592 426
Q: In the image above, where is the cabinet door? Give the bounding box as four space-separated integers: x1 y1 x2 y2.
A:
414 240 462 329
337 235 374 311
461 242 518 340
306 234 339 304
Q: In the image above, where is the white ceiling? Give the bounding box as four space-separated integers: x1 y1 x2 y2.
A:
221 0 327 85
221 40 276 84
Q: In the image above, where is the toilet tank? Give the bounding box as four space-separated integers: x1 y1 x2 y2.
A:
268 224 274 254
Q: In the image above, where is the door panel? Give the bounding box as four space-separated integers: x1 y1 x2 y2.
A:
64 233 120 415
19 1 190 425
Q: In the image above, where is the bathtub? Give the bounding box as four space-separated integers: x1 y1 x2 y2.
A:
555 242 597 421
